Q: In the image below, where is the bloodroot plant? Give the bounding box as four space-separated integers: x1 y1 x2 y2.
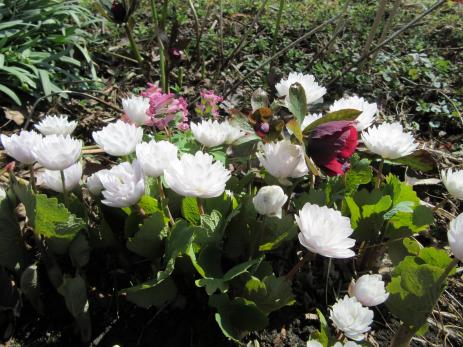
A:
0 75 461 346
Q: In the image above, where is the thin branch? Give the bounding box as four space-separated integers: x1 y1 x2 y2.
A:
327 0 446 87
220 0 269 72
188 0 202 63
223 14 341 99
361 0 388 58
23 91 122 130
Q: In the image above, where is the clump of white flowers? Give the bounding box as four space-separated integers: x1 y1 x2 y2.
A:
190 119 242 147
275 72 326 105
164 151 230 198
93 120 143 156
98 161 145 208
252 185 288 219
34 115 78 136
448 212 463 262
296 203 356 258
257 140 308 179
441 168 463 200
350 274 389 307
0 186 6 201
32 135 82 171
330 295 373 341
122 95 150 125
330 96 377 131
38 162 83 193
1 130 42 165
361 122 418 159
136 140 178 177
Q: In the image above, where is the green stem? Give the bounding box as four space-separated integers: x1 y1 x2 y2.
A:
160 0 169 30
270 0 285 62
159 39 168 92
375 158 384 189
158 177 174 225
29 164 36 193
124 23 143 65
60 170 69 207
150 0 159 26
196 197 205 215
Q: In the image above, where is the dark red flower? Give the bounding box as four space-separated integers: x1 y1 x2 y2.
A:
111 1 126 23
307 120 358 176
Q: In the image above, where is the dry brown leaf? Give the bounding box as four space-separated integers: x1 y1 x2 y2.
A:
4 107 25 125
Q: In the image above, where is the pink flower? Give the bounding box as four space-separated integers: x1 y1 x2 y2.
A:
196 90 223 119
141 83 189 130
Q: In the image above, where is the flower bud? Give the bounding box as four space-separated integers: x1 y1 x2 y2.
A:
252 186 288 219
330 295 373 341
448 212 463 262
350 274 389 307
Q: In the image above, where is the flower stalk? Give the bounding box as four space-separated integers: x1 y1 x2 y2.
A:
158 177 174 225
60 170 69 207
29 164 36 193
197 197 205 215
375 158 384 189
123 23 143 65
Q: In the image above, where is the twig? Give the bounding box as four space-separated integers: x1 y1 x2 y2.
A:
188 0 202 63
327 0 446 87
308 0 351 69
269 0 286 67
371 0 402 61
23 90 122 130
223 14 341 99
360 0 388 59
220 0 270 72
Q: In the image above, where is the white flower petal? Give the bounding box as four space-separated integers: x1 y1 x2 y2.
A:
93 120 143 156
361 122 418 159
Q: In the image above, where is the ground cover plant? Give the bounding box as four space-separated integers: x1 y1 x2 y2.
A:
0 1 462 346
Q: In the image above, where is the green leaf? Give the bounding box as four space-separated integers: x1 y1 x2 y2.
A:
243 275 295 314
259 215 297 251
181 196 201 225
389 150 435 172
303 109 361 134
310 309 331 347
287 82 307 125
193 210 224 247
20 264 43 313
0 192 27 271
138 195 163 215
209 294 269 341
388 237 422 266
293 189 327 209
13 182 84 239
69 233 90 268
344 155 373 196
0 84 21 105
286 119 303 144
126 212 167 261
122 276 177 308
195 258 261 295
57 274 91 341
386 248 455 330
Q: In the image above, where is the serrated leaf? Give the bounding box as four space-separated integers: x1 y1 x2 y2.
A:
122 276 177 308
126 212 166 261
181 196 201 225
13 182 84 239
0 193 27 271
